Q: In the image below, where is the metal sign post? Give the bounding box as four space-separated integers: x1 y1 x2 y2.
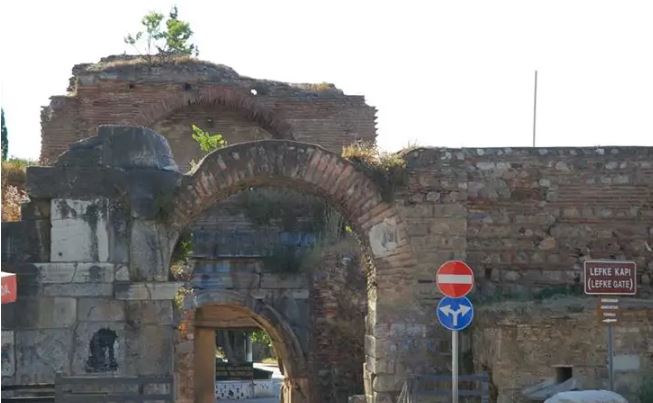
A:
436 296 474 403
452 330 459 403
607 323 614 390
436 260 476 403
584 260 635 392
599 297 619 391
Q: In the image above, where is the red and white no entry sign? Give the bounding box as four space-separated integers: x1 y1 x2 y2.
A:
436 260 474 298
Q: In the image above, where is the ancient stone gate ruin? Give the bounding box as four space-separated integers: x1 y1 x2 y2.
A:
2 56 653 403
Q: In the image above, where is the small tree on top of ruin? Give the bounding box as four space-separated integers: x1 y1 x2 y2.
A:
124 6 199 63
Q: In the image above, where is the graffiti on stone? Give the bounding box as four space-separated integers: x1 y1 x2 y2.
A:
85 328 118 372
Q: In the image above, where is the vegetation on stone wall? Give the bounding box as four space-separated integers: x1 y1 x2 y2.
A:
191 124 226 153
237 188 334 233
170 231 193 281
235 188 353 273
189 124 226 170
1 158 35 222
124 6 199 64
341 141 407 202
173 285 194 310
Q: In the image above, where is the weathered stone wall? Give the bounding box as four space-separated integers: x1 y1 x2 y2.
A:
3 127 183 389
465 147 653 298
3 124 652 403
41 55 377 165
1 261 178 385
401 146 653 306
472 298 653 403
395 146 653 403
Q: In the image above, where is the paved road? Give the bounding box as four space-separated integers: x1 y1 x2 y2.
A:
253 363 283 379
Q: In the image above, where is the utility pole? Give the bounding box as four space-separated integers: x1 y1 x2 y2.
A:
532 70 538 147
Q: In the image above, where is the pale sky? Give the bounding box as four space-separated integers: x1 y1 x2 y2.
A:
1 0 652 160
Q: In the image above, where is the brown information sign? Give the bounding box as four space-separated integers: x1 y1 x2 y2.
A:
584 260 637 295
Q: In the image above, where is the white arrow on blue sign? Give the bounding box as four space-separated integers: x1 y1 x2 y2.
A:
436 296 474 331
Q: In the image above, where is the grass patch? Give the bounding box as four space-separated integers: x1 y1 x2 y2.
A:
1 158 37 186
83 54 233 73
342 142 407 202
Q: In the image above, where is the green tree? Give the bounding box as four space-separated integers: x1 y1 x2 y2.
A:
124 6 198 62
1 108 7 161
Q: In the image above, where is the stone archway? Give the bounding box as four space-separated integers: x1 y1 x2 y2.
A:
168 140 418 403
182 290 309 403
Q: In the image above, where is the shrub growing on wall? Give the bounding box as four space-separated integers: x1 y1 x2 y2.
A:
342 142 407 202
1 158 34 222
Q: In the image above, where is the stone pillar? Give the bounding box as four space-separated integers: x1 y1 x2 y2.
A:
194 327 215 403
245 333 253 363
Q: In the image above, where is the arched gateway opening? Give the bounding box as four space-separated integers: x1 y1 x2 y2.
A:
169 140 417 403
189 292 308 403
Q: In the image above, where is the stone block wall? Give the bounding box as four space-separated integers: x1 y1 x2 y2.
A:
394 146 652 403
472 298 653 403
400 146 653 304
1 262 177 385
464 147 653 297
2 127 183 390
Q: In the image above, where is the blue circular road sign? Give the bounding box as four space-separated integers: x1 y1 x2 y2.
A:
436 296 474 331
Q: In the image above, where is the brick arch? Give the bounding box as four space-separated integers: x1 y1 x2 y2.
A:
170 140 417 402
134 86 294 139
170 140 415 275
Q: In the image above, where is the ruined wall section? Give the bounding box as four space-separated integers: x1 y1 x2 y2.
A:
391 146 653 398
152 103 273 170
2 126 185 386
40 96 81 164
188 188 367 403
464 147 653 298
472 298 653 403
40 56 377 165
399 146 653 305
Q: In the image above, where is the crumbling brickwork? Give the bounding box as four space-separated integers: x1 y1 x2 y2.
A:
40 55 377 166
308 240 367 403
